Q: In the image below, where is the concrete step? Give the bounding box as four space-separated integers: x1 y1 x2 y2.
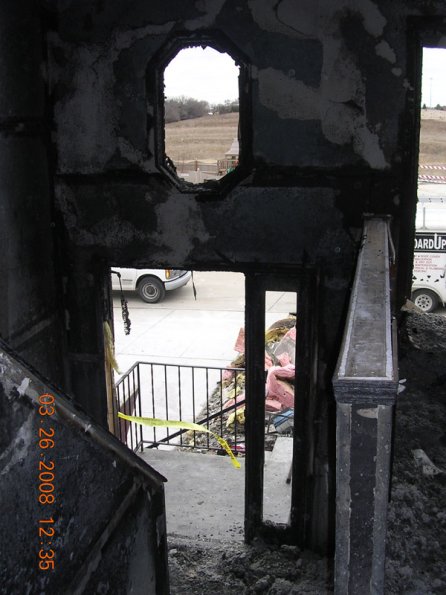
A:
140 448 245 543
140 437 294 542
264 437 293 524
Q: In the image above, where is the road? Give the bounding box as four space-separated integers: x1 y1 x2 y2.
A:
113 270 446 375
113 271 296 375
113 271 296 445
112 270 445 447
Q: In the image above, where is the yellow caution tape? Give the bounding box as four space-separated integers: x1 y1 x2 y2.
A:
103 321 121 373
118 413 241 469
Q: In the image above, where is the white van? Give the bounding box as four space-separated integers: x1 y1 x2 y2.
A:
111 268 191 303
411 184 446 312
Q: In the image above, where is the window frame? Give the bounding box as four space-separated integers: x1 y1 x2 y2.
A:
147 30 252 196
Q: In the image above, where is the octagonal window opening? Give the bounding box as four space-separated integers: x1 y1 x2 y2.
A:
162 44 241 187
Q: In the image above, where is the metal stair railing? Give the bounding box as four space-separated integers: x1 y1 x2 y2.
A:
114 361 245 454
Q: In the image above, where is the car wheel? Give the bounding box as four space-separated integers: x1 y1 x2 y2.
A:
411 289 439 313
137 277 166 303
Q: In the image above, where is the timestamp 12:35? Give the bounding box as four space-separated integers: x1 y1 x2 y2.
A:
37 393 57 571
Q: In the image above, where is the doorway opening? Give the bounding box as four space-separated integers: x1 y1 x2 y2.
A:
263 291 297 525
109 268 306 543
111 269 247 541
412 47 446 314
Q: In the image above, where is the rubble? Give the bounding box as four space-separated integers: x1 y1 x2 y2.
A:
171 312 446 593
385 312 446 593
184 316 296 452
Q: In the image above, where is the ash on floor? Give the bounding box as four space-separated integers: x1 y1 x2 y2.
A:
385 312 446 594
168 536 332 594
167 312 446 594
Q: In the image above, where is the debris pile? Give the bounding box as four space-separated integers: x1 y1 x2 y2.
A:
185 316 297 453
385 312 446 592
170 311 446 593
168 537 332 595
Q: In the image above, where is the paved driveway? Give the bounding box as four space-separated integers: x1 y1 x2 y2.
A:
113 271 296 445
113 271 296 375
113 270 446 377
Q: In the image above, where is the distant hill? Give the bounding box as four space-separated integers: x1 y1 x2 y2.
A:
164 108 446 165
419 109 446 165
165 112 238 163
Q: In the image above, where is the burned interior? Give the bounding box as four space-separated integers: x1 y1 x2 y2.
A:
1 2 446 594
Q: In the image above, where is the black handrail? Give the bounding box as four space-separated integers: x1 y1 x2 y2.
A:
145 396 246 449
114 362 245 453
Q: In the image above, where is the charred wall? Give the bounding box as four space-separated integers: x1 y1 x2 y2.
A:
0 340 169 594
0 0 64 385
1 0 446 572
48 0 446 421
43 0 446 552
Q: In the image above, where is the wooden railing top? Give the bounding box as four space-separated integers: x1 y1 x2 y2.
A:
333 216 398 403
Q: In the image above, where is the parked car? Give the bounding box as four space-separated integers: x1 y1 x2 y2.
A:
111 268 191 303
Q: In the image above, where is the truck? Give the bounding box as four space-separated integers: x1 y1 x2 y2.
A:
111 268 191 303
411 184 446 313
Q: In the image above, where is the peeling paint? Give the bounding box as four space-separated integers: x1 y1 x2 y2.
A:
357 408 378 419
352 125 388 169
248 0 317 37
16 377 30 396
321 37 364 103
258 67 320 119
112 22 175 52
351 0 387 37
319 39 370 159
375 40 396 64
321 101 388 168
0 413 33 476
184 0 226 30
248 0 297 36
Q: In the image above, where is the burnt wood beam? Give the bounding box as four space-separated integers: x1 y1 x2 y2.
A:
333 216 398 594
244 273 267 542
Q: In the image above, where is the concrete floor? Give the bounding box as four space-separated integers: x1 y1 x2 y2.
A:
141 449 245 542
140 436 293 543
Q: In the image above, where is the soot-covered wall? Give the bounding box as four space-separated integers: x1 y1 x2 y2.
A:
45 1 446 551
0 0 444 575
0 1 64 386
48 0 446 420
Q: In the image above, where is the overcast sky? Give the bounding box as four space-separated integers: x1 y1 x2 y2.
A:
164 46 239 105
164 45 446 108
422 47 446 107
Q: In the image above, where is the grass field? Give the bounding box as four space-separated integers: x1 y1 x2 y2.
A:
164 108 446 165
165 112 239 163
419 108 446 164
